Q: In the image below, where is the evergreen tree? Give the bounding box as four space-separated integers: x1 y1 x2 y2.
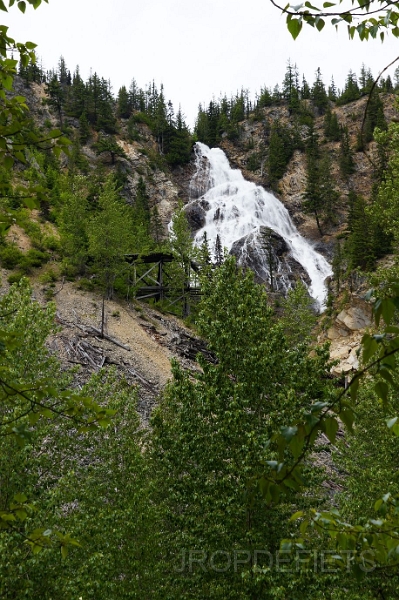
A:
65 66 87 118
57 55 68 85
267 119 294 188
303 123 323 235
282 60 300 114
332 239 344 292
199 231 212 267
337 70 361 105
214 233 224 266
339 126 355 178
94 134 126 165
301 74 311 99
257 86 273 108
166 107 192 167
79 110 90 144
383 74 393 92
116 85 131 119
359 63 374 95
310 67 328 114
323 105 340 141
328 76 338 101
344 191 376 270
363 89 387 143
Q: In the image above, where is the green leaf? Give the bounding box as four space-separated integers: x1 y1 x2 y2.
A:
304 1 320 10
3 155 13 169
300 519 309 535
290 434 304 459
375 381 389 403
362 334 378 364
280 540 292 553
381 299 396 326
385 326 399 334
289 510 304 521
281 425 297 441
287 16 303 39
13 492 27 503
17 1 26 12
379 368 394 386
324 416 339 444
322 1 335 6
340 409 354 432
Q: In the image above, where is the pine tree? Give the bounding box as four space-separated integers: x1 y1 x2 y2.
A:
79 111 90 144
332 239 344 293
345 191 376 271
311 67 328 114
301 75 311 99
337 70 360 105
57 55 68 85
116 85 131 119
166 107 192 167
303 123 323 235
94 134 126 165
323 106 340 141
65 66 87 118
339 126 355 179
282 60 300 114
199 231 211 266
328 76 338 101
267 120 294 188
214 233 224 266
363 89 387 143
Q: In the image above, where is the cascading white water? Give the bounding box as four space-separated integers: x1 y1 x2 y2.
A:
189 142 332 309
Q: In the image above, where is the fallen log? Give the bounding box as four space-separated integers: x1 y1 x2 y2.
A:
88 327 131 351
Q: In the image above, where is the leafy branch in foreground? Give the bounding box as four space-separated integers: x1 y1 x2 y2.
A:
0 279 115 554
269 0 399 41
257 283 399 569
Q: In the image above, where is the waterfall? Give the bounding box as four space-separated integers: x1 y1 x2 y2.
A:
189 142 332 310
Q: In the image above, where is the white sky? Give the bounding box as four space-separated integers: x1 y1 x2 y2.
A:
4 0 399 128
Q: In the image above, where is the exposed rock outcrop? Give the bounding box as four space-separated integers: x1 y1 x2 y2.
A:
325 296 372 376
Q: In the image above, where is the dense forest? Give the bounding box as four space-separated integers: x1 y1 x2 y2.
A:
3 1 399 598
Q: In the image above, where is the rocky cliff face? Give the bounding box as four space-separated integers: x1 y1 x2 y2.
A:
218 95 396 244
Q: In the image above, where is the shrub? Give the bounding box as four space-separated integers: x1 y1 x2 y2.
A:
0 245 24 270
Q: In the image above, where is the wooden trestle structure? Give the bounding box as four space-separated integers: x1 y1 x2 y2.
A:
125 252 201 313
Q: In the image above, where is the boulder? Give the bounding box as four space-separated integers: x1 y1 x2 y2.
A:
336 306 371 331
185 202 207 231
